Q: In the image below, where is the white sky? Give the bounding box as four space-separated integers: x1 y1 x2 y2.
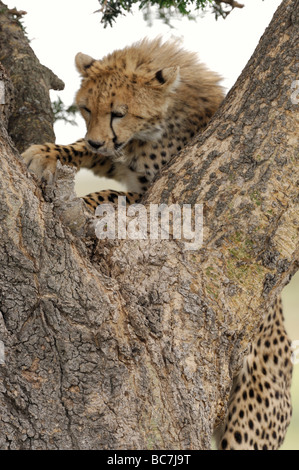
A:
6 0 282 193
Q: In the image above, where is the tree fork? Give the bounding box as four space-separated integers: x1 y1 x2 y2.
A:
0 0 298 450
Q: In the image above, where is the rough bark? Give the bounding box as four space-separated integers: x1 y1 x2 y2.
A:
0 0 298 450
0 1 64 152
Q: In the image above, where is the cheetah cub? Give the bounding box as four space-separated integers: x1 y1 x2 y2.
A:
22 38 224 210
22 38 293 450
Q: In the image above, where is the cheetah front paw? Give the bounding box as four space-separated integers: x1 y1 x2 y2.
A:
22 144 58 183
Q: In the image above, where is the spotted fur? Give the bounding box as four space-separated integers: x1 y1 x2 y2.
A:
22 38 224 209
215 297 293 450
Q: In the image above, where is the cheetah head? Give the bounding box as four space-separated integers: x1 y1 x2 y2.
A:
75 52 180 161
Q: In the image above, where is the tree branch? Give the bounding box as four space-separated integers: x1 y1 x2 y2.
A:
216 0 244 9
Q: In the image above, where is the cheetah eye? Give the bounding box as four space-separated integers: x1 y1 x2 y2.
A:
80 106 91 114
111 111 126 119
111 105 128 119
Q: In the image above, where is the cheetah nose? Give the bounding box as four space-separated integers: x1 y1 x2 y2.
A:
88 139 105 150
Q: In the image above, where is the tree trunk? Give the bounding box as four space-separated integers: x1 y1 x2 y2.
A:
0 0 298 450
0 1 64 152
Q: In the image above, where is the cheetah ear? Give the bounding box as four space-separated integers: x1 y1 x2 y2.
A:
75 52 96 76
154 66 180 91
